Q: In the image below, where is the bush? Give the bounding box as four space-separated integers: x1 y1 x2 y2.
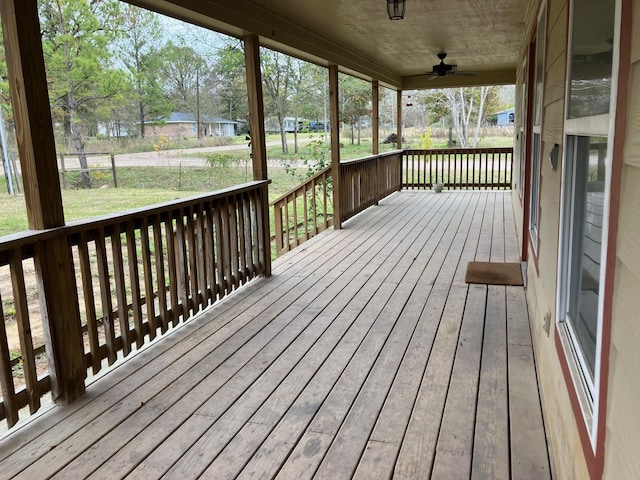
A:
205 152 241 182
418 129 434 149
382 133 405 145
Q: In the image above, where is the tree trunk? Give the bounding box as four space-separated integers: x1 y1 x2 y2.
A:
71 122 90 188
139 101 146 138
65 87 91 188
471 86 489 148
278 114 288 155
294 115 299 154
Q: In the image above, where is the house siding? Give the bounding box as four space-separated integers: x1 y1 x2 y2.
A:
514 0 591 478
515 0 640 478
604 15 640 475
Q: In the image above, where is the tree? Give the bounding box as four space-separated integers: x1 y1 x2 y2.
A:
419 86 504 147
211 39 248 127
159 41 205 113
39 0 121 188
116 5 172 138
288 60 325 154
261 50 294 154
339 75 371 145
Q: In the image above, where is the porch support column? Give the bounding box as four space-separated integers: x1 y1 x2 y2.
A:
243 34 271 275
0 0 86 403
396 90 403 149
372 80 379 155
329 65 342 229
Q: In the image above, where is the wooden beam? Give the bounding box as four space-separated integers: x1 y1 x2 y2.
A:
243 34 271 275
329 65 342 229
244 34 268 182
397 90 403 149
35 238 86 403
0 0 86 404
0 0 64 229
372 81 379 155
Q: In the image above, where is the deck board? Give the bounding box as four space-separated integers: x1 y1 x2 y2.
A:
0 191 551 480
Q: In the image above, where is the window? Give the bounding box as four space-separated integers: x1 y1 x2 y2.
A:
529 6 546 250
557 0 617 443
518 67 527 198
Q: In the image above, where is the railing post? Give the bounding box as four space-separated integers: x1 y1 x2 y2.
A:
372 81 379 155
396 90 403 149
1 0 86 404
329 65 342 229
244 34 271 275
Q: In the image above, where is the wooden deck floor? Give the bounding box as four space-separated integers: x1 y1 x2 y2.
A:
0 191 551 479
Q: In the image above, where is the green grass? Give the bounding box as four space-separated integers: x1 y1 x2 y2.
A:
0 166 306 237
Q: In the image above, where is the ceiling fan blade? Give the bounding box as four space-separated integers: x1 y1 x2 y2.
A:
404 72 435 78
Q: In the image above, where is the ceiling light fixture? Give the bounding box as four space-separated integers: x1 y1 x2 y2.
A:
387 0 406 20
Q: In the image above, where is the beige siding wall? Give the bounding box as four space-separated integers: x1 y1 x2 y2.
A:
511 65 526 248
604 4 640 477
513 0 591 477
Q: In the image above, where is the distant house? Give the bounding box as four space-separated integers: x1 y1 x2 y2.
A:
488 108 515 127
148 112 238 138
265 116 306 134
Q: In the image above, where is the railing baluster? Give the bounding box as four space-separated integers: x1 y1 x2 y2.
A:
9 253 39 414
213 203 226 298
125 225 143 347
78 233 101 372
0 292 18 427
195 205 207 307
153 216 169 332
175 209 190 319
251 190 261 274
236 195 246 284
203 203 216 302
229 196 240 290
242 193 253 278
95 228 116 365
185 206 200 311
111 229 130 356
140 219 157 338
164 216 180 326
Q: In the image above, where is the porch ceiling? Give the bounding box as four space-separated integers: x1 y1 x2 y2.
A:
126 0 536 90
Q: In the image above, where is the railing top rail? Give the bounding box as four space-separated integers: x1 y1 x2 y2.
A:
0 180 270 254
269 166 332 206
340 150 403 166
403 147 513 154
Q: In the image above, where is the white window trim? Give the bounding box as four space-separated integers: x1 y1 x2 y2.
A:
555 0 622 450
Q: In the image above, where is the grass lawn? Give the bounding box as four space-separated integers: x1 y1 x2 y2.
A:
0 166 305 237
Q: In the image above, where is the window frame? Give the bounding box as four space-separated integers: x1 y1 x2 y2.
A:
528 4 547 255
556 0 621 450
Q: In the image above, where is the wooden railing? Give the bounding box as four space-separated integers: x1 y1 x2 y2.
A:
402 147 513 190
340 151 402 222
0 181 269 429
270 166 333 256
270 151 403 256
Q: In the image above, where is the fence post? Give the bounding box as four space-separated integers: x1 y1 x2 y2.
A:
60 153 67 189
110 153 118 187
